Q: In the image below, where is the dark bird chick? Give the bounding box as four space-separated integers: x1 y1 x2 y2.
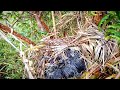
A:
44 47 86 79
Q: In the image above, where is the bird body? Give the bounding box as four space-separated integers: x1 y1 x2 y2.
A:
44 47 86 79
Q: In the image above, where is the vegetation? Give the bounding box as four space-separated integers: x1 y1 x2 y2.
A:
0 11 120 79
98 11 120 45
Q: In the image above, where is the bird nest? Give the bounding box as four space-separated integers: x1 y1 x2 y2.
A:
23 24 119 79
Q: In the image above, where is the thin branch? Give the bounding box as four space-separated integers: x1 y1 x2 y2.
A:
29 11 50 33
0 23 36 46
34 14 44 32
20 51 34 79
40 18 50 33
51 11 57 38
0 31 19 51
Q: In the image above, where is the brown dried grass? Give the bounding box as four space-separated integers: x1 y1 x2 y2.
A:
24 11 120 79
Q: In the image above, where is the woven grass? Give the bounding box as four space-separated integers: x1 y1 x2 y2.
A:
23 11 120 79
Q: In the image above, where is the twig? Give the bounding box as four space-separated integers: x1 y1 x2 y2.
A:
0 31 19 52
0 23 36 45
77 17 81 31
34 14 44 32
51 11 57 38
20 51 34 79
76 11 82 31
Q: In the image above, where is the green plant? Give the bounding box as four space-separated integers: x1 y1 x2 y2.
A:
98 11 120 45
0 11 51 78
0 39 24 79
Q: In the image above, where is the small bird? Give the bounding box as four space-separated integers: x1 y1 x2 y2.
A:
44 47 86 79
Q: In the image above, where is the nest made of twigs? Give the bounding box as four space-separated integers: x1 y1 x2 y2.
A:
24 23 119 79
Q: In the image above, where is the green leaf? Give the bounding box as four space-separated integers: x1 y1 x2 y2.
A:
110 35 120 43
115 11 120 20
106 29 117 34
108 23 120 29
98 14 110 27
